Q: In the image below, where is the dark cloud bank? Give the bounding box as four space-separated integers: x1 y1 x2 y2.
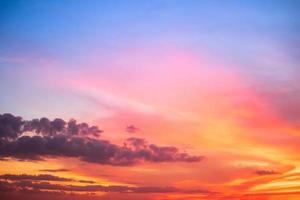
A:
0 179 211 195
0 174 95 184
0 113 203 166
0 173 212 195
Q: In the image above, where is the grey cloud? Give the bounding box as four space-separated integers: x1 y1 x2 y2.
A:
0 113 23 139
0 174 96 184
0 113 102 139
0 174 73 182
0 114 203 166
0 180 211 194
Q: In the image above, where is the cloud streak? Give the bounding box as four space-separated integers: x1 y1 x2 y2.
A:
0 174 72 182
0 174 95 184
255 170 279 176
0 179 211 194
39 169 69 173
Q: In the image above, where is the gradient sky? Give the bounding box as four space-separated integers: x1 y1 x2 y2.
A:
0 0 300 199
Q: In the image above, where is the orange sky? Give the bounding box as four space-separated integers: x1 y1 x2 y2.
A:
1 47 300 199
1 1 300 199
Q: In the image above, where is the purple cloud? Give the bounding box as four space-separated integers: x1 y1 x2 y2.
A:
0 113 203 166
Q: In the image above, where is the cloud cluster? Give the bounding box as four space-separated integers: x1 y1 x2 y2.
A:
0 113 102 139
0 113 203 165
0 113 23 139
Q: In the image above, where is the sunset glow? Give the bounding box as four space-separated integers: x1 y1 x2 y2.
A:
0 0 300 199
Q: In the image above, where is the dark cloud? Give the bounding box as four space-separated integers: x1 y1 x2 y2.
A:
0 174 95 184
0 135 202 165
0 174 72 182
78 180 96 184
255 170 279 176
0 179 211 194
0 113 23 139
0 113 102 139
0 113 203 166
126 125 138 133
24 117 102 137
39 168 69 173
0 174 96 184
125 137 202 163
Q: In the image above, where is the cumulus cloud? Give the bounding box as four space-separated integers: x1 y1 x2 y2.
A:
0 113 203 166
0 113 23 139
0 113 102 139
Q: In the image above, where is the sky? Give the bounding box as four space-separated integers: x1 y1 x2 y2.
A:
0 0 300 199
